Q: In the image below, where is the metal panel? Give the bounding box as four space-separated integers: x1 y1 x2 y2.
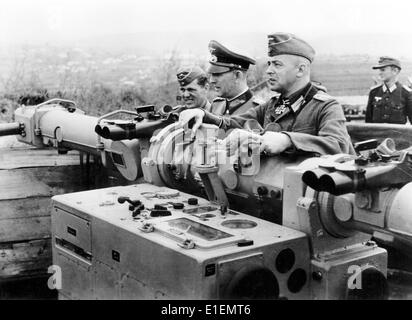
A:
53 207 91 253
93 261 120 300
54 250 93 300
310 244 387 300
217 253 265 298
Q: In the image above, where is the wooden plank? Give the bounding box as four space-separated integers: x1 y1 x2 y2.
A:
0 216 50 242
0 170 52 200
0 148 82 170
0 197 52 242
0 239 52 278
0 197 51 220
0 164 109 200
0 146 125 280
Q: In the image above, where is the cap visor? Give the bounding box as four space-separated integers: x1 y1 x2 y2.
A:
207 64 231 74
372 63 400 69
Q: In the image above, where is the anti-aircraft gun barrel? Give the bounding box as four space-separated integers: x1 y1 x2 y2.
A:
7 99 173 181
0 122 25 137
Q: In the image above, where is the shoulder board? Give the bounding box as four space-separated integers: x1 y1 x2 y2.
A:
370 84 381 90
403 84 412 92
252 97 265 105
212 97 226 102
313 92 333 102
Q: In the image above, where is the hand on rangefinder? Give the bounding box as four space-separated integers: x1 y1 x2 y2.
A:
177 108 205 139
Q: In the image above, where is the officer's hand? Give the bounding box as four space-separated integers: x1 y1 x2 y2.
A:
177 109 205 139
222 129 262 157
260 132 292 155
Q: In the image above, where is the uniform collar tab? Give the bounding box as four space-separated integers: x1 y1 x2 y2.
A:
383 83 397 93
227 89 253 113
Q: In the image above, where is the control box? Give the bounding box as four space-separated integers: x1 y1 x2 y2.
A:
51 184 311 299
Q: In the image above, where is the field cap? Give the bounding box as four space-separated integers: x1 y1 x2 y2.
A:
267 32 315 63
176 66 206 86
372 56 402 70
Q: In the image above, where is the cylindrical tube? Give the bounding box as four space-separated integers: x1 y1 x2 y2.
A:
96 118 174 141
39 109 100 155
302 168 332 191
318 171 358 196
99 125 133 140
0 122 22 137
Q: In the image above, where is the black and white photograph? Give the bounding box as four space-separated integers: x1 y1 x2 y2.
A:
1 0 412 306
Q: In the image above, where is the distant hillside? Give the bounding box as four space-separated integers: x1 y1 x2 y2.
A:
40 31 412 59
1 34 412 110
311 57 412 96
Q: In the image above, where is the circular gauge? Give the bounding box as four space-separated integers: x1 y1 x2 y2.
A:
221 219 257 229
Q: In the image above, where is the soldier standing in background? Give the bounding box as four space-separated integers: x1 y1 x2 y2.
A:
207 40 262 116
365 56 412 124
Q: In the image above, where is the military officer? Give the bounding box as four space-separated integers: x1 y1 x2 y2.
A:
178 32 354 157
207 40 262 116
365 56 412 124
175 66 211 112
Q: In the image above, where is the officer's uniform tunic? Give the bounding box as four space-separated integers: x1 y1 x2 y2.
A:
209 89 262 116
203 83 355 156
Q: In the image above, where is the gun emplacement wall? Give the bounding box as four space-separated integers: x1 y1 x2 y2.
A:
0 140 130 298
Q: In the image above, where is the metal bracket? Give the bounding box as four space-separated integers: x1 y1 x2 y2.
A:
178 239 196 249
138 223 155 233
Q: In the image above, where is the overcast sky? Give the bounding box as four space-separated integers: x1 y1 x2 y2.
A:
1 0 412 55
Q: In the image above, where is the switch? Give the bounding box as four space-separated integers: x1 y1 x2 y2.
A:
237 239 254 247
172 203 184 210
132 209 141 218
154 204 167 210
150 210 172 217
188 198 198 205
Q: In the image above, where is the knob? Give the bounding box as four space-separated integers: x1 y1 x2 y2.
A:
118 196 141 207
172 203 184 210
188 198 198 205
312 271 323 281
154 204 167 210
257 186 268 196
150 210 172 217
270 189 281 199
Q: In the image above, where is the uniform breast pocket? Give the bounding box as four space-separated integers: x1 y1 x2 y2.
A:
390 105 405 123
372 101 383 122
